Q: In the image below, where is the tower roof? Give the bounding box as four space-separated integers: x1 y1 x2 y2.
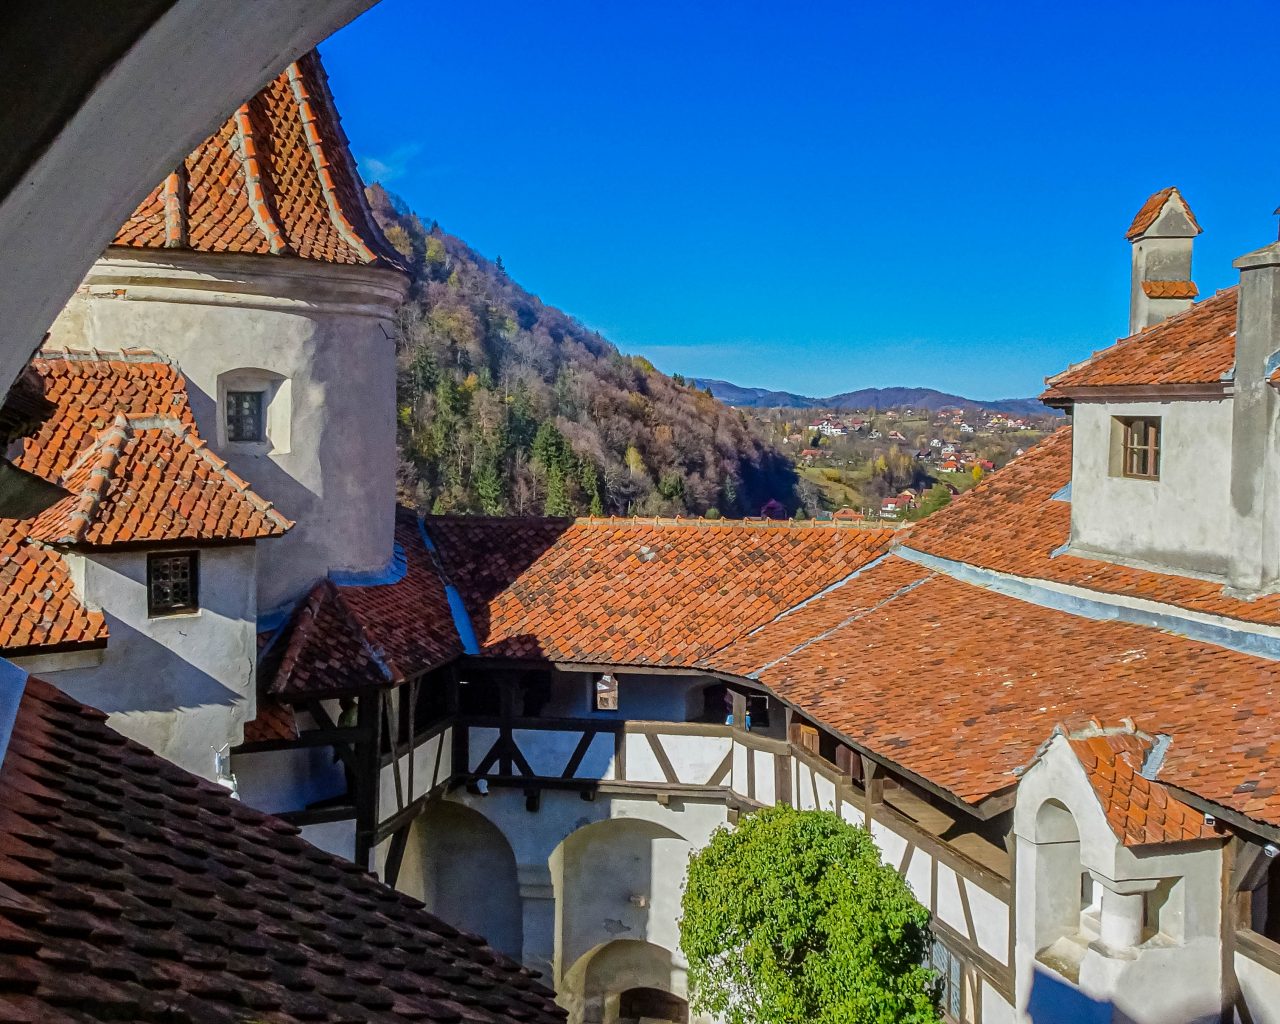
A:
1125 186 1202 241
113 52 406 271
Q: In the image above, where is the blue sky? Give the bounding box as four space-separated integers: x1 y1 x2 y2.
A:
323 1 1280 399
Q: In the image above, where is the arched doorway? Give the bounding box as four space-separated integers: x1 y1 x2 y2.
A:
398 800 523 958
619 986 688 1023
1033 798 1086 955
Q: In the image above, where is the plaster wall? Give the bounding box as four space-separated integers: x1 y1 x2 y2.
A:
48 250 407 613
233 744 346 815
1069 399 1235 578
540 671 715 723
1013 737 1226 1023
1236 947 1280 1024
39 544 257 780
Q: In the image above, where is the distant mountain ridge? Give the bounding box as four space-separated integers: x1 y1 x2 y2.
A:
688 379 1058 417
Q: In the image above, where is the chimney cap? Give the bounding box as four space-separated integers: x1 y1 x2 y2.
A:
1126 187 1202 241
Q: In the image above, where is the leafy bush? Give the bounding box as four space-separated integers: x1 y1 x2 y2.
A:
680 806 941 1024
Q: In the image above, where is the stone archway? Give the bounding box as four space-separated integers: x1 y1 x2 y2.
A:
397 799 524 958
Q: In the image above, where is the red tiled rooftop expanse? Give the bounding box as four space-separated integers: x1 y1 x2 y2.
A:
1042 287 1237 396
0 674 564 1023
705 555 1280 827
13 350 194 484
425 516 896 667
113 52 404 271
265 509 462 699
27 416 290 547
904 427 1280 627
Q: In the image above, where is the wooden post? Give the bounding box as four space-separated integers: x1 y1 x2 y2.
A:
730 690 747 732
860 754 883 830
354 689 384 870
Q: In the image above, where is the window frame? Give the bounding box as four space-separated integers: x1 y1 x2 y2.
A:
929 937 965 1022
146 550 200 617
592 673 619 712
225 388 266 444
1115 415 1161 480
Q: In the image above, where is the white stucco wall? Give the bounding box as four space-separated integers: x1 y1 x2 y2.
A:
48 249 407 613
1013 736 1226 1024
1236 945 1280 1024
38 544 258 780
1070 399 1235 578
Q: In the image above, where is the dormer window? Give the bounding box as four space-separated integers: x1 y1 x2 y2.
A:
1113 416 1161 480
226 390 265 442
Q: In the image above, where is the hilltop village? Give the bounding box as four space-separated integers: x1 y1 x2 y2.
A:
0 49 1279 1024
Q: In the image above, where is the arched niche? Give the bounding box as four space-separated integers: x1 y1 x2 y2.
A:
564 939 691 1024
216 366 291 453
1032 798 1087 954
551 817 691 982
398 799 522 958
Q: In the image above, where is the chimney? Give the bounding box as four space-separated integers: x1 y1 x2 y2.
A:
1126 187 1201 335
1228 237 1280 593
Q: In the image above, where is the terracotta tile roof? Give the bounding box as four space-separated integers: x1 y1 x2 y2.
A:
0 674 563 1023
266 509 462 699
113 52 404 271
1056 723 1217 846
705 555 1280 827
25 414 290 547
1125 186 1201 241
240 697 298 744
425 516 896 667
903 426 1280 628
1141 279 1199 299
1043 287 1237 396
13 350 193 484
0 519 106 654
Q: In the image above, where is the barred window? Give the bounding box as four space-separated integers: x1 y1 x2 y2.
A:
930 938 963 1021
1117 416 1160 479
226 390 265 442
147 552 199 616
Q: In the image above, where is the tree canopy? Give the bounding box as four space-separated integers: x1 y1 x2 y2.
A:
367 185 798 519
679 806 941 1024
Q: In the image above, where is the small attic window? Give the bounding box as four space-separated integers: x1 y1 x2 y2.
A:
1112 416 1161 480
593 674 619 712
147 551 199 616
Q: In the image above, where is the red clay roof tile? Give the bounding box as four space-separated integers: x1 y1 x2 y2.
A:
0 674 563 1022
1141 279 1199 299
26 415 290 547
265 509 461 700
1125 186 1201 241
1060 725 1217 846
705 555 1280 828
426 516 896 667
1043 287 1237 395
904 426 1280 629
0 519 106 655
112 52 404 271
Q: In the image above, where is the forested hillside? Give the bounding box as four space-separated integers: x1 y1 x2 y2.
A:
367 186 796 518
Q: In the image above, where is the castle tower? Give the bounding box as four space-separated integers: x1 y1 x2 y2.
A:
47 51 409 617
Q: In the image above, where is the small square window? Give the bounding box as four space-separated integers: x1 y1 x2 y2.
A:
593 674 619 712
226 390 265 443
147 552 199 616
1115 416 1161 479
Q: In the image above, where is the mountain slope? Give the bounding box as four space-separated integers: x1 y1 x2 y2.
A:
691 378 1056 416
368 187 797 518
